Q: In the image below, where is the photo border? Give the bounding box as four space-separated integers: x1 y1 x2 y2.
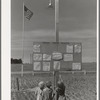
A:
1 0 99 100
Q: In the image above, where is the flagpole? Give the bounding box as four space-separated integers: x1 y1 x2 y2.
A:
55 0 59 43
21 2 25 77
54 0 59 96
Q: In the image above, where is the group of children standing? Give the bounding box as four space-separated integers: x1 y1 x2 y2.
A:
34 80 66 100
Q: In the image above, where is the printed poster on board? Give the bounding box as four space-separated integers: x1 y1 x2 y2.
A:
66 45 73 53
74 44 81 53
64 54 73 61
34 62 41 70
52 52 62 60
33 54 42 61
72 63 81 70
33 44 40 52
43 54 51 61
54 61 60 70
43 62 50 71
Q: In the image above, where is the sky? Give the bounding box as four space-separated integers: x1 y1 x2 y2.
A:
11 0 97 63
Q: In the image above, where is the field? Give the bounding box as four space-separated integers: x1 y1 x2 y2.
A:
11 73 96 100
11 62 96 72
11 63 97 100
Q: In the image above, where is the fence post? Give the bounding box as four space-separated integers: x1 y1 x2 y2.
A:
53 70 59 89
54 70 59 100
21 64 23 77
84 70 86 75
32 71 34 76
16 77 19 91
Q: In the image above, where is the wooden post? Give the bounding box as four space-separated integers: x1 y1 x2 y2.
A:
53 71 55 89
54 0 60 100
55 70 59 87
53 70 59 89
16 78 19 91
54 70 59 100
21 64 23 77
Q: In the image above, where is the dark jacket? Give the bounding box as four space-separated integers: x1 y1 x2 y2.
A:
55 82 66 100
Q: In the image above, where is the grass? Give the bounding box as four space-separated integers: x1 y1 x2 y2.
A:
11 62 96 100
11 62 96 72
11 73 96 100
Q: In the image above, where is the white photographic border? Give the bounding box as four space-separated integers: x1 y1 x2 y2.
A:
1 0 99 100
1 0 11 100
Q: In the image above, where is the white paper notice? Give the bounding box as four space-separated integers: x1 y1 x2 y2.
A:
34 62 41 70
33 44 40 52
74 44 81 53
43 62 50 71
54 61 60 70
66 45 73 53
33 54 42 61
43 54 51 61
72 63 81 70
64 54 73 61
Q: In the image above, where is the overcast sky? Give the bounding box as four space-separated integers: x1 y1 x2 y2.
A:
11 0 97 63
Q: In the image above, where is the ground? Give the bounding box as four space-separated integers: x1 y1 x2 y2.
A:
11 72 96 100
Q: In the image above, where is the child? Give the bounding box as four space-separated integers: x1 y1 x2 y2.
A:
35 81 45 100
55 81 66 100
43 81 54 100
